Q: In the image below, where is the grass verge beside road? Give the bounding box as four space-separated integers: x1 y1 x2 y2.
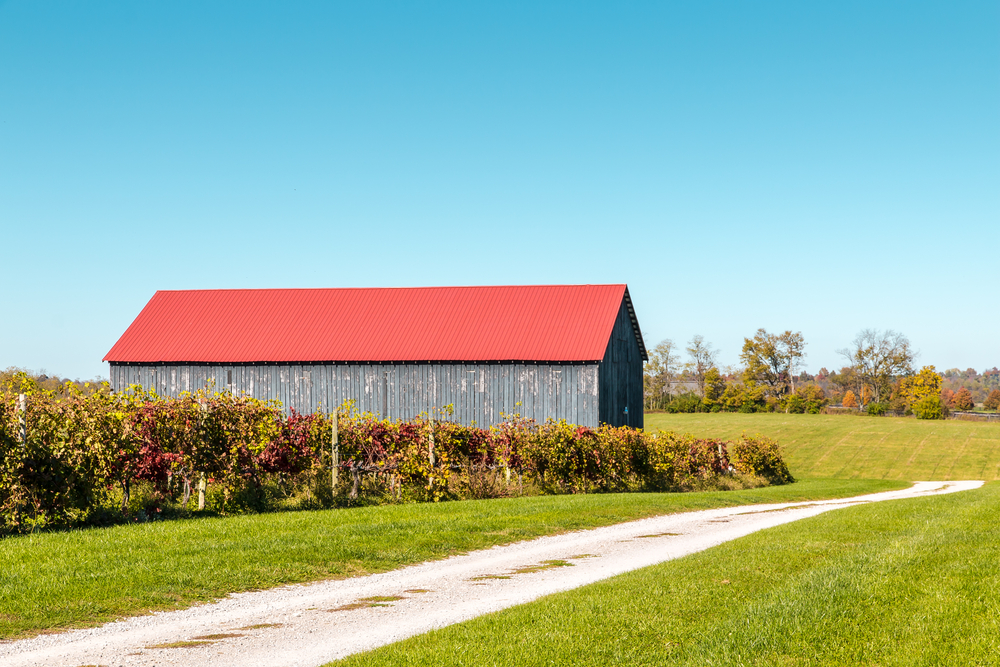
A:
0 479 902 640
333 482 999 667
646 412 1000 480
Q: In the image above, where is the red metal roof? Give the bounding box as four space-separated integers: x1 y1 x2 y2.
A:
104 285 645 364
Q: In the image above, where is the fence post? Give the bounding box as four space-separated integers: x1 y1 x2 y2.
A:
18 393 27 443
331 412 339 493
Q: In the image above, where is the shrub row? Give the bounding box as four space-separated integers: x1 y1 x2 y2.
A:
0 379 792 534
662 384 828 415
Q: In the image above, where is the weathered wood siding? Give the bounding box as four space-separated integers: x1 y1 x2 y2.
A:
110 362 600 427
598 298 644 428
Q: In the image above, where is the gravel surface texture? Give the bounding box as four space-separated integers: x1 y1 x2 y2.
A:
2 480 983 667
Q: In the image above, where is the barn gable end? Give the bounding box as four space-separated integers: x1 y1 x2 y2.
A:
598 290 646 428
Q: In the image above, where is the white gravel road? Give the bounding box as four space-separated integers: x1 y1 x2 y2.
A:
1 480 983 667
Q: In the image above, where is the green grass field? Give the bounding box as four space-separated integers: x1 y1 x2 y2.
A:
0 479 897 640
646 412 1000 481
332 482 1000 667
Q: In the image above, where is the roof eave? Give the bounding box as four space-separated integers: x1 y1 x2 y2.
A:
106 359 605 366
622 287 648 362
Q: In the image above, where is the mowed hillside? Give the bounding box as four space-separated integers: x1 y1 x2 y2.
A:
645 412 1000 481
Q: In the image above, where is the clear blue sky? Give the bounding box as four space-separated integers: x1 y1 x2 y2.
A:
2 1 997 380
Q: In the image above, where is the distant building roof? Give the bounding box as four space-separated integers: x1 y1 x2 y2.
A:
104 285 646 364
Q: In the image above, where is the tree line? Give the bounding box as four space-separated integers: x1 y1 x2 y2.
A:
643 328 1000 418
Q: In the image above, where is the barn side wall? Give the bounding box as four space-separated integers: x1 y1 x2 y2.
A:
109 362 600 427
598 298 644 428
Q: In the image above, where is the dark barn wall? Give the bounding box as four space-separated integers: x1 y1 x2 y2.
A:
110 362 600 427
598 299 644 428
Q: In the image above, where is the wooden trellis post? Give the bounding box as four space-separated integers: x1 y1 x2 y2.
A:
331 412 339 492
198 473 206 510
428 412 436 487
198 397 207 510
18 393 26 444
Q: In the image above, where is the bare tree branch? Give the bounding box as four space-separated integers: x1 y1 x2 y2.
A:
838 329 915 405
684 335 718 397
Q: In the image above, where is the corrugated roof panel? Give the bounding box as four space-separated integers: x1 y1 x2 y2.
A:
104 285 640 363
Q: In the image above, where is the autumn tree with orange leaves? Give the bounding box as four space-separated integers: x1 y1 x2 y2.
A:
842 390 858 408
953 387 975 411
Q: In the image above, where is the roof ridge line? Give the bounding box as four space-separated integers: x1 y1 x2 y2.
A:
153 284 627 293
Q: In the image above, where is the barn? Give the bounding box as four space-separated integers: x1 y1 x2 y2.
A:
104 284 647 428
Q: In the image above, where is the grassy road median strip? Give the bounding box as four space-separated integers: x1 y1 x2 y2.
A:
0 479 902 640
331 482 999 667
